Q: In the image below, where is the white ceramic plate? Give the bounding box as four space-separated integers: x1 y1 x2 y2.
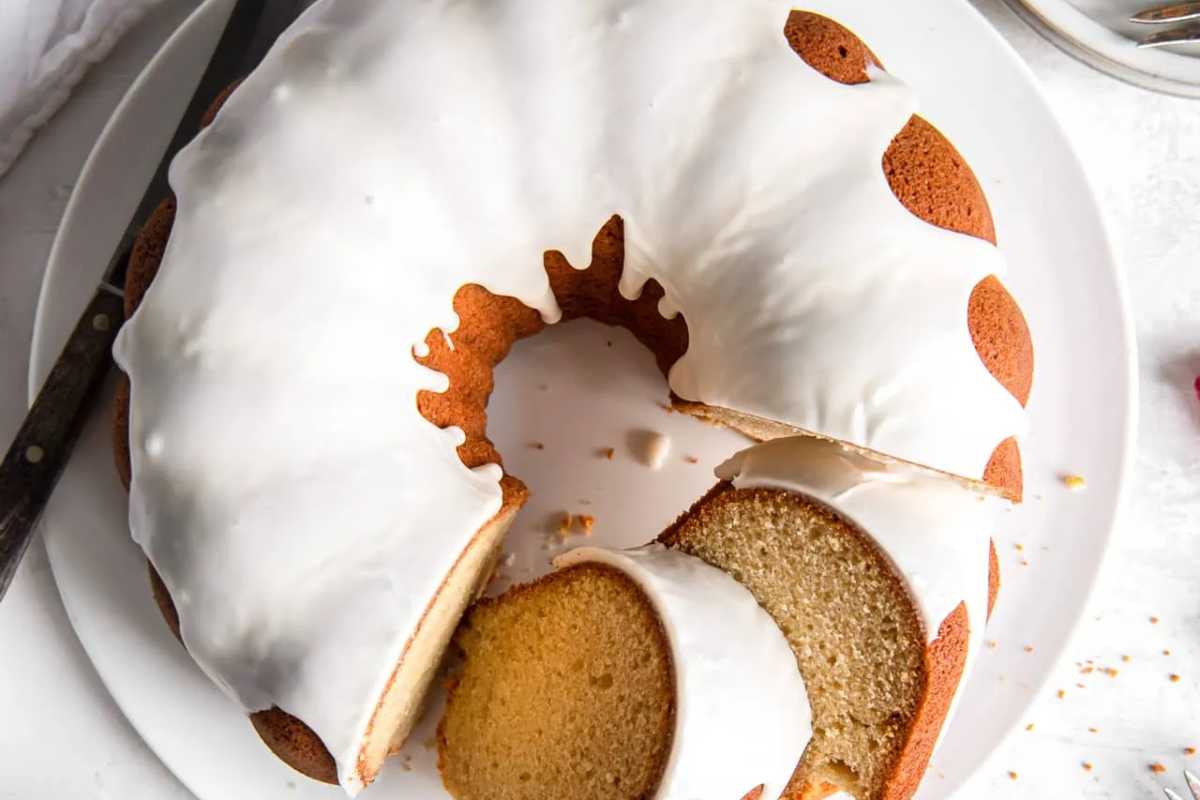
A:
30 1 1136 798
1003 0 1200 97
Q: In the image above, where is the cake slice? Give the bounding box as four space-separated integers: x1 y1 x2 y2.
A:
438 546 811 800
660 436 1006 800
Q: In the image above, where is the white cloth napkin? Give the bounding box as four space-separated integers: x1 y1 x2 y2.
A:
0 0 164 179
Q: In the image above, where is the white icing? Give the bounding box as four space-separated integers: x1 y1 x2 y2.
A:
716 436 1008 680
643 431 671 470
556 545 811 800
112 0 1026 790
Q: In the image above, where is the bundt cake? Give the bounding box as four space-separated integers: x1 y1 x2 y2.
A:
438 546 810 800
661 436 1006 800
110 1 1033 794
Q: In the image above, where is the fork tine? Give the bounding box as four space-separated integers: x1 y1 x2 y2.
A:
1136 22 1200 47
1131 2 1200 24
1166 788 1186 800
1184 769 1200 799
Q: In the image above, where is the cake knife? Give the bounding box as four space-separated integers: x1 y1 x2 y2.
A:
0 0 269 602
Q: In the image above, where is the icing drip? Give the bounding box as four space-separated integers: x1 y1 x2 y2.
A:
716 435 1008 675
555 545 811 800
113 0 1025 788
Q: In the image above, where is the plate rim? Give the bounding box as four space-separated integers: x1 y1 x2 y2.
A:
29 1 1139 796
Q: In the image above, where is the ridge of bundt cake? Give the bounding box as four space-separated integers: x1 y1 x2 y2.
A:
111 6 1032 791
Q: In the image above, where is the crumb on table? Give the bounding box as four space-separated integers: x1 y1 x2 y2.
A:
597 446 615 460
578 514 596 536
1150 763 1167 774
1063 474 1086 491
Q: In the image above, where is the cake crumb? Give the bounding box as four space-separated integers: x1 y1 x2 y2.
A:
597 446 615 460
1019 559 1029 566
1007 771 1018 781
1151 616 1160 624
639 432 671 470
1023 645 1034 653
986 640 998 649
1121 654 1131 663
1164 649 1172 655
1076 682 1086 689
1025 723 1035 732
578 514 596 536
557 513 573 539
1102 667 1119 678
1082 762 1093 772
1150 763 1167 774
502 553 516 567
684 455 699 464
1088 727 1099 733
1063 474 1086 491
528 441 545 450
1057 689 1066 699
1185 747 1196 757
1170 673 1181 683
1081 666 1094 674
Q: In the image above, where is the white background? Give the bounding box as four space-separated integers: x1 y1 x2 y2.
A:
0 1 1197 798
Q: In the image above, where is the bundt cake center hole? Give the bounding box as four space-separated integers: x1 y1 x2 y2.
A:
483 319 747 594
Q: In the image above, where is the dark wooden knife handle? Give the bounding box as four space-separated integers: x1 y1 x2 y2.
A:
0 288 126 600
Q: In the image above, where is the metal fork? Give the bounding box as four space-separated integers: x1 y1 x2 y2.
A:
1163 769 1200 800
1130 2 1200 49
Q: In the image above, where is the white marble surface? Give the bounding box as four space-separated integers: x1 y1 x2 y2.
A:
0 1 1196 798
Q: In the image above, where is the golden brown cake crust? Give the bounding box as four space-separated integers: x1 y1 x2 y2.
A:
113 8 1032 789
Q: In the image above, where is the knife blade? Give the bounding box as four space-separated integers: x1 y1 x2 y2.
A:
0 0 268 602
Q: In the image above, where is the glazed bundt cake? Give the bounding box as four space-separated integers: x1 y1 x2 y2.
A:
111 1 1032 795
438 546 810 800
660 436 1004 800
